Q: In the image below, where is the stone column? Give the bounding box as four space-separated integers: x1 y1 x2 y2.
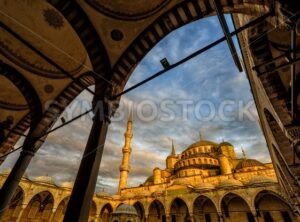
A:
15 205 26 222
218 213 224 222
165 213 171 222
0 149 35 215
63 99 111 222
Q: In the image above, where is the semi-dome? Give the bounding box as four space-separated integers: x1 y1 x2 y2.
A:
218 179 243 188
248 175 276 185
33 175 54 185
194 182 215 191
236 159 264 170
114 204 138 215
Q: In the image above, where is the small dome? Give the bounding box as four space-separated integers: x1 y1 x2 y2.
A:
236 159 264 170
96 191 110 198
60 181 73 188
33 175 54 185
2 168 11 174
194 182 215 191
114 204 138 215
218 179 243 188
122 192 135 199
144 175 154 184
248 175 276 185
219 141 233 147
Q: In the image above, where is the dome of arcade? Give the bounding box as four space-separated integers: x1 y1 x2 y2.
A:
218 178 243 188
114 204 138 215
248 175 276 186
33 175 55 185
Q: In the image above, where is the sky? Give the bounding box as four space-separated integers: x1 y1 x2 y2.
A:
0 15 271 194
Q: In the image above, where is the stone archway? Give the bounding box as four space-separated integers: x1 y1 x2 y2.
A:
133 201 145 222
255 190 294 222
88 200 97 222
221 193 254 222
0 186 24 221
52 196 69 222
19 191 54 222
100 203 113 222
148 200 166 222
170 198 190 222
193 195 218 222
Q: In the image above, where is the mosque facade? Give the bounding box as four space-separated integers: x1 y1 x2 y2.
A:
0 115 299 222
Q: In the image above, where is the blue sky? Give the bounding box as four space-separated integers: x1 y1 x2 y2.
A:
0 15 270 194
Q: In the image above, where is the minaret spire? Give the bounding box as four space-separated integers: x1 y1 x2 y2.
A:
171 140 176 156
241 147 247 159
118 109 133 194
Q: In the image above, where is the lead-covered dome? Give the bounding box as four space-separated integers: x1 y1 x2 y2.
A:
185 140 218 151
33 175 54 185
218 179 243 188
248 175 276 185
236 159 264 170
114 204 138 215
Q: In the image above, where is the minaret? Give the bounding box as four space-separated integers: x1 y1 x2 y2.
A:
118 110 133 194
166 140 177 170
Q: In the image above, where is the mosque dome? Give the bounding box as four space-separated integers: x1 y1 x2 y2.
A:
219 141 233 147
235 159 264 170
144 175 154 184
60 181 73 188
33 175 55 185
185 140 218 151
194 182 215 191
96 191 110 197
248 175 276 186
114 204 138 215
218 178 243 188
2 168 11 174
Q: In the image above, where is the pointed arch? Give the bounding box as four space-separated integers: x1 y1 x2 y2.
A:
220 192 254 222
193 195 218 222
52 196 70 222
170 198 190 222
100 203 113 222
148 199 166 222
133 201 145 221
20 191 54 222
254 190 295 222
0 186 24 221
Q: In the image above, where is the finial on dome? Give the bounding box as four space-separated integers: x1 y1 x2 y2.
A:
199 131 203 141
241 147 247 159
128 107 133 122
171 140 176 156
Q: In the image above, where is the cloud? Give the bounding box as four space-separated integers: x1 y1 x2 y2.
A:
0 16 270 194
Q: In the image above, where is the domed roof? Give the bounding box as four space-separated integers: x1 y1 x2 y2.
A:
218 179 243 188
248 175 276 185
187 140 218 149
2 168 11 174
96 191 110 198
144 175 154 184
60 181 73 188
114 204 138 215
33 175 54 185
219 141 233 147
236 159 264 170
194 182 215 191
